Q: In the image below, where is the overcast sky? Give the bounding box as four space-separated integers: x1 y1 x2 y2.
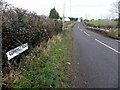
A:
6 0 118 19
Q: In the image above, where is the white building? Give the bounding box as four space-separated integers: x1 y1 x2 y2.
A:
65 17 70 21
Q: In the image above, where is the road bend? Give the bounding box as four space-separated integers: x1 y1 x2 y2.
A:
72 22 118 88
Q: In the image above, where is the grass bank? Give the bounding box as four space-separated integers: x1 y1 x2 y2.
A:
88 20 118 28
3 21 76 88
83 20 119 40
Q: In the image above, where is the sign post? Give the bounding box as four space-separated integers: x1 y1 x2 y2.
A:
6 43 28 60
62 0 66 31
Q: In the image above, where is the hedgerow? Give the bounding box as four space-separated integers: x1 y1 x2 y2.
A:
2 5 62 74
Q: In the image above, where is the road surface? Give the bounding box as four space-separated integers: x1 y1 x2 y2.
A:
72 22 118 88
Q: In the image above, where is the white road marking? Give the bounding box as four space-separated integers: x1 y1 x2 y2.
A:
78 26 83 31
116 40 120 42
95 39 120 54
84 31 90 36
78 25 119 54
79 28 82 31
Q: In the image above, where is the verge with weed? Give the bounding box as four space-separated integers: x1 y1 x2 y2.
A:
3 22 76 88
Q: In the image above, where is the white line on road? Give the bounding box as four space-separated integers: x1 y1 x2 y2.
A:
84 31 90 36
95 39 120 54
80 29 83 31
116 40 120 42
78 26 83 31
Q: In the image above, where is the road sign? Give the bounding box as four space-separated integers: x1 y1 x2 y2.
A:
6 43 28 60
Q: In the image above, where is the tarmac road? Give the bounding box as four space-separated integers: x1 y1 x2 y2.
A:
72 22 118 88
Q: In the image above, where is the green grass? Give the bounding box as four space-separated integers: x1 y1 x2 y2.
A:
88 20 118 28
67 21 77 28
83 20 120 39
5 22 75 88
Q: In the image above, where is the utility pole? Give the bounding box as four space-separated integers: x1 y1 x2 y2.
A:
62 0 65 30
70 0 72 17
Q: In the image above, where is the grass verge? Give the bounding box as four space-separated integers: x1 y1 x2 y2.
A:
82 21 120 40
3 22 76 88
88 20 118 28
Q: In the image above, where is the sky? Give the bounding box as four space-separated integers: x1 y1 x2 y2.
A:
6 0 118 19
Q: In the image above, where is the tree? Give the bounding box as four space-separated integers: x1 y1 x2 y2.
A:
49 8 60 19
118 1 120 36
109 1 119 20
68 17 78 21
0 0 11 11
110 1 119 14
110 1 120 36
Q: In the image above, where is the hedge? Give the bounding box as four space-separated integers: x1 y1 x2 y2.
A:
2 8 62 74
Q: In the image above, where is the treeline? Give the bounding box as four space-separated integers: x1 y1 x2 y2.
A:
2 1 62 74
68 17 78 21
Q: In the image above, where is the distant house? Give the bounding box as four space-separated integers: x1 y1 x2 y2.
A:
65 17 70 21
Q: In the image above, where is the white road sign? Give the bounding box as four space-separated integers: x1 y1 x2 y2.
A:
6 43 28 60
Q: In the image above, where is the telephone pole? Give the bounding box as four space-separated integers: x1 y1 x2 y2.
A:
70 0 72 17
62 0 65 30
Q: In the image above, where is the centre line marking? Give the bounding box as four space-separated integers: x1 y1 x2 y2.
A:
78 27 83 31
78 26 83 31
80 29 83 31
84 31 90 36
95 39 120 54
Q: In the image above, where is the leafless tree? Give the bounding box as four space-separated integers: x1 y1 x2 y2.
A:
109 1 120 19
110 1 119 14
0 0 11 11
